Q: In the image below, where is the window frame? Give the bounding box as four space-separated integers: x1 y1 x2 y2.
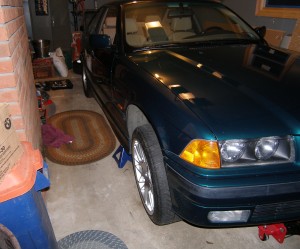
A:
256 0 300 18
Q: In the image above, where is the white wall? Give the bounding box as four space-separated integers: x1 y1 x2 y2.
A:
85 0 113 9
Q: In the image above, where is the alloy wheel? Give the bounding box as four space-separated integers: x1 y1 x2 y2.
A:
132 139 154 215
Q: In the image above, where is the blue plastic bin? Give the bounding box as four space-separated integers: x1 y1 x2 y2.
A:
0 142 58 249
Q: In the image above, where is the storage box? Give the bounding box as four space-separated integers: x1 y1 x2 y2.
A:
32 57 53 66
0 104 24 183
32 57 55 79
33 66 55 79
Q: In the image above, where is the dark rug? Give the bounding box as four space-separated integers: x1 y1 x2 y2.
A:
58 230 128 249
45 110 116 165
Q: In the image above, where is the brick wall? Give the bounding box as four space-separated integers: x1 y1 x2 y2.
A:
0 0 41 149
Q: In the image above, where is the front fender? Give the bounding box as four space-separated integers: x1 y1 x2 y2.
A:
123 64 215 156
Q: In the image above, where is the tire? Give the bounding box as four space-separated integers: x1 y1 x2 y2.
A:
0 225 20 249
82 65 92 98
131 124 179 225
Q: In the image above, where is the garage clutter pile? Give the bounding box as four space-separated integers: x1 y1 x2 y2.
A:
31 40 69 78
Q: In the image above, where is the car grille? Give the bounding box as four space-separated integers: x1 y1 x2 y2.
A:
251 200 300 222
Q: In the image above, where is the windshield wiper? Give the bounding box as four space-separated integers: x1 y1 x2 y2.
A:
133 43 186 52
189 38 261 46
220 38 261 44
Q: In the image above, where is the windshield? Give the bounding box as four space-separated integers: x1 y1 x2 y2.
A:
124 1 260 48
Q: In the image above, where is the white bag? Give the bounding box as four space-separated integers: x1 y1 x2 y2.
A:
49 48 68 77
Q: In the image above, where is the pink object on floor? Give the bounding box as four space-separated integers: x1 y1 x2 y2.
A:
42 124 73 148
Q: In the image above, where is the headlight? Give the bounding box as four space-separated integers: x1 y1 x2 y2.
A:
180 136 294 169
255 137 279 160
220 140 246 162
219 136 294 167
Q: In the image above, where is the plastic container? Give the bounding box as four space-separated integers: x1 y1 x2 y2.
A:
0 142 58 249
31 39 50 58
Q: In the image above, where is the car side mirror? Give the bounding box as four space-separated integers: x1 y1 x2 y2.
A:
254 26 266 38
89 34 111 49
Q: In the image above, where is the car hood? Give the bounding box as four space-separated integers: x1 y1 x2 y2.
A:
130 44 300 140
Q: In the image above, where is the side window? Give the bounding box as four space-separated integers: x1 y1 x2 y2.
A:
83 9 104 50
98 7 117 44
87 8 104 34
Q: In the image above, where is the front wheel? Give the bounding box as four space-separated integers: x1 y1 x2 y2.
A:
82 65 92 98
131 124 179 225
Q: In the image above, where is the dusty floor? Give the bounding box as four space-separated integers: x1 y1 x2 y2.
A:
45 72 299 249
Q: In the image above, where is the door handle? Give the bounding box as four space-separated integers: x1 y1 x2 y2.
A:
51 16 55 27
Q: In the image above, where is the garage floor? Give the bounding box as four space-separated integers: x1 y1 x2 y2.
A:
45 72 299 249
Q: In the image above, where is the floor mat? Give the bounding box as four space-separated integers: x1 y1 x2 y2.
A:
58 230 128 249
45 110 116 165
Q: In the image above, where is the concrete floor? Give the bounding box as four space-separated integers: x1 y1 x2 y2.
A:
45 73 299 249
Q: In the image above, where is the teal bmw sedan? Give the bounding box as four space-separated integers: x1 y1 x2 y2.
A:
81 0 300 228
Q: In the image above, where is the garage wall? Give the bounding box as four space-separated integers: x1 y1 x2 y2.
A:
85 0 112 9
0 0 41 149
223 0 296 33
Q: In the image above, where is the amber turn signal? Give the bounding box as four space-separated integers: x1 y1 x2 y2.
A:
180 140 220 169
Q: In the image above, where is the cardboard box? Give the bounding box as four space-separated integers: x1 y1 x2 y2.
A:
265 29 286 47
0 104 24 183
32 57 55 79
32 57 53 66
33 66 55 79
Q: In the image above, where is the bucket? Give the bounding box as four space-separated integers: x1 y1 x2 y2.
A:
31 39 50 58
